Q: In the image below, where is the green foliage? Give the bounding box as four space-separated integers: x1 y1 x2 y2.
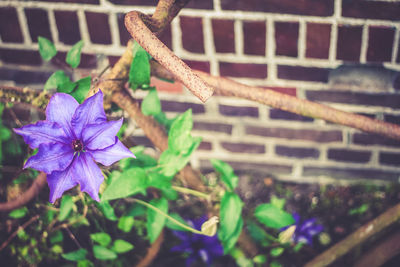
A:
246 221 274 247
218 192 244 253
9 207 28 219
97 201 118 221
254 204 294 229
270 247 284 257
111 239 134 254
93 245 117 260
62 248 88 261
253 255 267 264
165 212 188 231
38 36 57 61
118 216 135 233
129 42 151 89
211 159 238 191
44 70 71 91
270 196 286 210
101 168 148 201
141 89 161 116
66 40 84 68
349 203 369 215
58 195 74 221
90 232 112 247
146 197 168 243
70 76 91 104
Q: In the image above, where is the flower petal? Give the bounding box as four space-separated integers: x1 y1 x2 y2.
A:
46 93 79 139
71 90 107 139
72 152 104 201
14 121 69 149
82 119 123 150
47 159 78 203
90 139 135 166
24 143 74 174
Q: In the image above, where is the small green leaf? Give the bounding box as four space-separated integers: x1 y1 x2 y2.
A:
129 42 151 89
254 204 294 229
270 196 286 210
118 216 135 233
70 76 91 103
90 232 112 247
142 89 161 116
219 192 243 242
9 207 28 219
147 197 168 243
270 247 284 257
49 230 64 244
44 70 71 91
101 168 148 201
221 215 243 254
165 213 189 231
97 201 118 221
51 244 63 254
111 239 134 254
253 255 267 264
77 259 94 267
210 159 238 191
246 221 274 247
62 248 87 261
0 126 12 141
66 40 84 68
93 245 117 261
38 36 57 61
58 195 74 221
58 80 76 93
349 203 369 215
168 109 193 154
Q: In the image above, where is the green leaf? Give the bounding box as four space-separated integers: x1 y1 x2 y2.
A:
0 126 12 141
90 232 112 247
66 40 84 68
270 196 286 210
246 221 273 247
49 230 64 244
38 36 57 61
119 147 157 169
58 195 74 221
101 168 148 201
147 197 168 243
9 207 28 219
70 76 91 103
141 89 161 116
93 245 117 261
270 247 284 257
118 216 135 233
51 244 63 254
58 80 76 93
127 203 146 217
165 213 189 231
253 255 267 264
218 192 244 253
111 239 134 254
44 70 71 91
77 259 94 267
210 159 238 191
254 204 294 229
129 42 151 89
349 203 369 215
62 248 87 261
97 201 118 221
168 109 193 154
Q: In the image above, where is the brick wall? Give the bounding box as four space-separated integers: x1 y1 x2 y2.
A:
1 0 400 184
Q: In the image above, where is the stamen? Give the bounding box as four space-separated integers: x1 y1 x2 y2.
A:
72 139 83 152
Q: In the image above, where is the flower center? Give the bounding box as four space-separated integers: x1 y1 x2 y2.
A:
72 139 83 152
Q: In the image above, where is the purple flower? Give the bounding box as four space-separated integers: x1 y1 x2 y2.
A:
281 213 323 245
14 90 134 203
171 216 224 266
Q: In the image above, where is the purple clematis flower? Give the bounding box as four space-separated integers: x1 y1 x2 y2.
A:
14 90 134 203
281 213 323 245
171 216 224 266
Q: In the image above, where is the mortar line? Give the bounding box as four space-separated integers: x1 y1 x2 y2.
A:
234 19 244 56
360 23 369 63
16 6 32 45
47 9 59 45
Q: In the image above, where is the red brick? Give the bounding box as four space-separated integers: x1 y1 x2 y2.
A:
328 148 371 163
342 1 400 21
198 141 212 151
221 142 265 154
275 145 319 158
85 12 112 44
353 133 400 148
151 77 183 93
337 25 362 62
193 122 232 134
277 65 330 82
269 109 313 122
132 136 153 147
394 74 400 90
219 104 259 117
306 90 400 109
108 56 120 67
303 166 399 181
118 13 131 45
306 23 331 59
243 21 266 56
263 86 297 96
54 11 81 45
51 52 97 69
25 8 52 42
379 152 400 166
159 24 172 50
0 7 23 43
212 19 235 53
161 100 205 114
367 26 395 62
183 60 210 73
220 0 334 16
384 114 400 125
186 0 213 9
275 22 299 57
0 48 41 66
0 67 52 84
180 16 204 54
219 62 267 78
246 126 342 143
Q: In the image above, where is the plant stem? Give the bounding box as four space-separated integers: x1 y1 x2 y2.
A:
172 185 210 200
131 198 205 236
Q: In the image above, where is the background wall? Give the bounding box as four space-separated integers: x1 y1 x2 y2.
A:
1 0 400 184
